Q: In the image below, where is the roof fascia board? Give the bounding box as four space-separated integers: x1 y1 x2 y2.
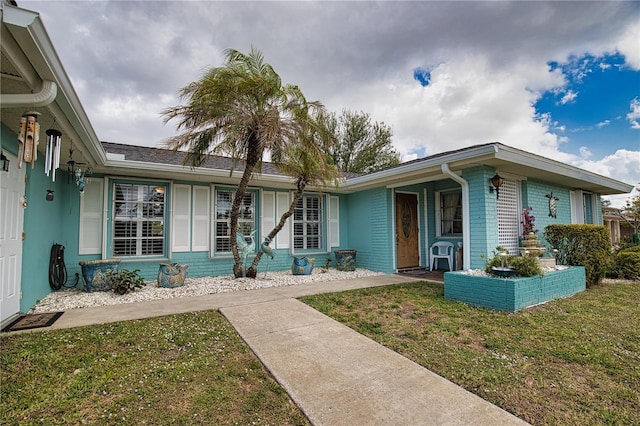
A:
104 159 296 185
494 144 634 193
344 144 499 191
3 4 106 165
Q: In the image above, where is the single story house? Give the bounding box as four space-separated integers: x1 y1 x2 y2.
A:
1 1 634 323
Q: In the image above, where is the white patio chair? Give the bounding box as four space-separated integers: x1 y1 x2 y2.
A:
429 241 455 272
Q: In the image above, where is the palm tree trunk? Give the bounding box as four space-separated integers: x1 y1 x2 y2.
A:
248 183 306 276
231 139 263 278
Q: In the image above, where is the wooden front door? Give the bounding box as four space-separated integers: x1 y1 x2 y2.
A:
396 193 419 269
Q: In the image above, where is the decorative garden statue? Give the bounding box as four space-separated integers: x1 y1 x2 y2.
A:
259 236 275 278
236 231 256 278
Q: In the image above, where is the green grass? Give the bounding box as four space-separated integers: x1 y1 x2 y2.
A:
301 280 640 425
4 281 638 425
1 311 308 425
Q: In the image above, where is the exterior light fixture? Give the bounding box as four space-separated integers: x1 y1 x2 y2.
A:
1 152 9 172
46 190 55 201
489 173 505 199
66 146 91 194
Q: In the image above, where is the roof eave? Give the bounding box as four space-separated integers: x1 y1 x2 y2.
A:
2 3 106 165
494 144 634 195
101 159 300 189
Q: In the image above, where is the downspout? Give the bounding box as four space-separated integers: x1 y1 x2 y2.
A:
0 79 57 107
441 163 470 270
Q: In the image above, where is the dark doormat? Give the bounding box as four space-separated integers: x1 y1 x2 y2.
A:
2 312 64 332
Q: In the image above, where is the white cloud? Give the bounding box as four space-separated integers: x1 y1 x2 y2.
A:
573 149 640 204
19 0 640 185
579 147 592 159
596 120 611 128
559 90 578 105
627 98 640 129
616 19 640 69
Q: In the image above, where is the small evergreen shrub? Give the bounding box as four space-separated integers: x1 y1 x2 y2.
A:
615 252 640 280
544 224 612 287
612 247 640 280
106 269 146 295
621 245 640 253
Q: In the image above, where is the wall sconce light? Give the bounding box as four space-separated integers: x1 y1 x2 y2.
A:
66 146 91 194
1 152 9 172
489 173 505 199
46 190 55 201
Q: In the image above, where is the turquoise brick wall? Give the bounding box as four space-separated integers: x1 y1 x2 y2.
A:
344 187 395 273
521 180 572 248
2 124 75 313
444 266 586 312
462 166 498 269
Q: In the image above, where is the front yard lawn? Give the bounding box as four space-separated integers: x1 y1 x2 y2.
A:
301 280 640 425
1 311 308 425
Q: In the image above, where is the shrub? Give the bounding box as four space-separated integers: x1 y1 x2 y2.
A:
613 249 640 280
544 224 611 287
483 247 543 277
106 269 146 295
621 245 640 253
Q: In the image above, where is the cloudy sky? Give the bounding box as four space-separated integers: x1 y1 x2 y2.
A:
22 1 640 206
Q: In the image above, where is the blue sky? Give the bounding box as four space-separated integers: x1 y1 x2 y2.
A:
536 53 639 159
23 1 640 206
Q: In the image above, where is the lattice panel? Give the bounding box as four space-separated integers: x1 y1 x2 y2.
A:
497 180 520 254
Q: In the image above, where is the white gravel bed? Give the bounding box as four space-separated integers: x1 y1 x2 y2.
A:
29 268 384 313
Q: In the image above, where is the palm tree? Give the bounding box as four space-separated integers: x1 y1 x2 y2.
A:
161 47 325 278
247 112 342 276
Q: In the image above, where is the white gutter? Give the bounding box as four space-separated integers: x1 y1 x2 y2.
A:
0 79 57 107
441 163 470 270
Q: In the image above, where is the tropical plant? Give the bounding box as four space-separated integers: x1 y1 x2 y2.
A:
246 113 342 276
162 47 326 278
106 269 146 295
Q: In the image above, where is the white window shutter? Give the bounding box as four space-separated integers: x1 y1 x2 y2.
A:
262 191 275 242
192 186 210 251
276 192 290 249
329 195 340 247
570 190 584 224
79 178 104 255
172 184 191 252
497 180 519 254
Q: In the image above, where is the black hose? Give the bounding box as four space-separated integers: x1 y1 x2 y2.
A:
49 244 68 290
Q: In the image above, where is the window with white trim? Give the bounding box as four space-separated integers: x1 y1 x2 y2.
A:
294 195 322 250
112 183 166 257
438 191 462 236
214 189 255 253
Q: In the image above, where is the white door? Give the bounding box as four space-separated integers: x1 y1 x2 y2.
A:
1 152 25 322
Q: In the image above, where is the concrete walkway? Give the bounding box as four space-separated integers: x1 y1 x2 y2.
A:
41 274 527 425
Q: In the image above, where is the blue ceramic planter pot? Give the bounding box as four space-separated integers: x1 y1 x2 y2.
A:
158 263 189 288
79 259 121 292
292 257 314 275
334 250 357 271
